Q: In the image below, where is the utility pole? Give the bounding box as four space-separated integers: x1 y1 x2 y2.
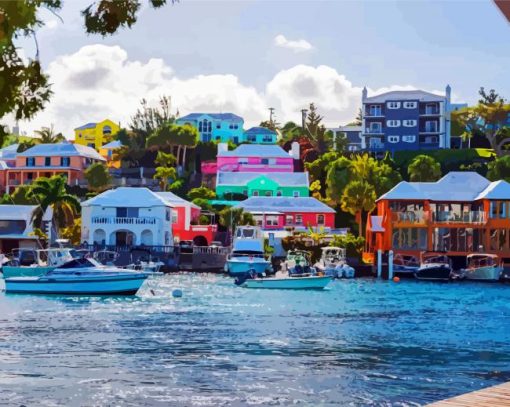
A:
301 108 308 132
268 107 275 126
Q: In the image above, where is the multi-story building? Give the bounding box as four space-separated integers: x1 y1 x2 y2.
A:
176 113 244 143
74 119 120 150
328 125 363 152
4 143 106 193
361 85 466 153
216 172 309 200
244 126 278 144
364 172 510 263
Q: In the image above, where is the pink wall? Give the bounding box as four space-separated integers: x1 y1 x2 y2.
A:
201 162 217 175
217 156 294 173
256 212 335 229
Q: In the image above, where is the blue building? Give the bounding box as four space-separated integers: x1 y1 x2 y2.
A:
176 113 244 143
328 125 363 152
361 85 465 153
244 126 277 144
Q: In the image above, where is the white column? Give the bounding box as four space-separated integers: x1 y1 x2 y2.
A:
388 250 394 280
377 249 382 279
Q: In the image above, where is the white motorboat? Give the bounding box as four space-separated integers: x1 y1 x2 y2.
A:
314 247 354 278
282 250 316 276
126 248 165 274
2 248 79 278
226 226 270 276
461 254 502 282
4 258 148 296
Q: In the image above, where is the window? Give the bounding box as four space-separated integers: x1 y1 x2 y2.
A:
171 211 178 224
276 190 282 196
368 105 382 116
199 119 212 133
402 135 416 143
369 122 382 133
45 157 51 166
61 157 70 166
266 215 279 226
103 125 112 136
425 121 438 132
317 214 325 225
261 158 269 165
265 191 272 197
253 191 259 196
116 207 139 218
248 135 256 142
165 232 171 245
166 209 171 222
403 120 416 127
425 103 438 114
285 215 293 225
293 191 300 197
234 124 238 129
242 189 248 196
387 120 400 127
26 157 35 167
238 158 248 164
295 214 303 225
388 136 399 143
229 124 233 129
216 124 221 129
404 101 417 109
387 101 400 109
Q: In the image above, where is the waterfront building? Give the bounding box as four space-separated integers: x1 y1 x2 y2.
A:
244 126 278 144
81 187 174 247
234 196 335 230
0 205 53 253
365 172 510 262
328 125 363 152
74 119 120 150
361 85 466 153
216 172 309 200
4 143 106 193
176 113 244 143
157 191 217 246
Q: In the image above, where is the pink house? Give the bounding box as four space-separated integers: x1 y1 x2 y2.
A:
212 143 298 173
5 143 106 193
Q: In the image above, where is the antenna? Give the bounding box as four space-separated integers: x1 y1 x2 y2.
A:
301 108 308 130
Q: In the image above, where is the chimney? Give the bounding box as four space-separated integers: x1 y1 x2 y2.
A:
445 84 451 104
290 141 300 160
362 86 368 102
218 142 228 155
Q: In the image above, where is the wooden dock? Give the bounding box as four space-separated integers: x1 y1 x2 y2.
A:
427 381 510 406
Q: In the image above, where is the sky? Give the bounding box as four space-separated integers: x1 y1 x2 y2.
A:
10 0 510 138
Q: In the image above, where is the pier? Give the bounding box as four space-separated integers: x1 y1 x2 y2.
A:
427 381 510 406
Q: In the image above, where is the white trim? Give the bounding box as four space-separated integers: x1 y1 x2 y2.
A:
387 120 400 127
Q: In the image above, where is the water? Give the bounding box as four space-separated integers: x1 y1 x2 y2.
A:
1 275 510 406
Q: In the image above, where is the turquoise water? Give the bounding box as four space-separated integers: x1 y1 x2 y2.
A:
1 275 510 406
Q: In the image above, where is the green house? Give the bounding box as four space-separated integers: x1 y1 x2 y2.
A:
216 172 309 200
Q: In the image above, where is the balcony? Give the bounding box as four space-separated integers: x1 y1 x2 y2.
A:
432 211 486 224
391 211 429 225
364 127 384 135
365 109 384 117
92 216 157 225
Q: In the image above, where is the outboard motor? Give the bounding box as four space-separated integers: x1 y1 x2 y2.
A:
234 269 257 286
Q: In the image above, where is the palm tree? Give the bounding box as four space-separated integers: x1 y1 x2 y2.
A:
340 180 376 237
408 155 442 182
29 176 80 232
34 125 65 143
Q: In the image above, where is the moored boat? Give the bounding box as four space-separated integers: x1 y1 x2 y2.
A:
2 248 78 278
414 252 452 281
4 257 148 296
460 254 502 282
226 226 270 276
393 254 420 278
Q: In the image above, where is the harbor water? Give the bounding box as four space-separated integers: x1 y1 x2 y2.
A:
1 275 510 406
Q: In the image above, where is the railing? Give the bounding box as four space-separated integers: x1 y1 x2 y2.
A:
91 216 157 225
365 110 383 117
190 224 217 232
364 128 384 134
391 211 428 225
432 211 486 224
193 245 230 255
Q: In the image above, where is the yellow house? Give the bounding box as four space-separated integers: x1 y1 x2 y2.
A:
74 119 120 150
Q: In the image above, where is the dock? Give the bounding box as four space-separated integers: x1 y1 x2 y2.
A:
427 381 510 406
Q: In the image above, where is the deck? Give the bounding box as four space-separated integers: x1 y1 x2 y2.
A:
427 381 510 406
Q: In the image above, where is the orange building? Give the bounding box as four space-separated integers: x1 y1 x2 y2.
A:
5 143 106 193
365 172 510 263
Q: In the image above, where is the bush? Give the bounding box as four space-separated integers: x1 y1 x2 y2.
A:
331 233 365 260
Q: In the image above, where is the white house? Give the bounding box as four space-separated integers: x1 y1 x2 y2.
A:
81 188 174 247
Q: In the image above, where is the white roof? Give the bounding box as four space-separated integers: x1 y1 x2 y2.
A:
234 197 335 213
218 144 291 158
365 90 445 103
0 143 19 160
378 172 492 202
0 205 52 238
101 140 123 149
18 143 105 161
82 187 173 208
156 191 200 209
475 180 510 200
217 172 309 187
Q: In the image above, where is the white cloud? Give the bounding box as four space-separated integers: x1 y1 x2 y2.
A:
12 44 449 137
274 34 313 53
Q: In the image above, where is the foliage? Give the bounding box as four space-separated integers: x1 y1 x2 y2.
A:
155 151 176 167
153 166 177 191
218 207 255 229
29 228 48 242
331 233 365 260
17 139 36 153
28 176 80 230
407 155 442 182
223 192 248 201
84 162 112 192
60 218 82 245
188 186 216 201
34 125 65 143
340 181 376 236
303 103 333 155
0 185 37 205
487 155 510 183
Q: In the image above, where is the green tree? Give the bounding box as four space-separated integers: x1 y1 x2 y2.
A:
487 156 510 183
0 185 37 205
408 155 442 182
187 186 216 202
60 218 82 245
340 181 376 237
153 166 177 191
304 103 331 154
34 125 65 144
17 139 36 153
219 207 255 229
131 96 174 141
84 162 112 192
29 176 80 230
155 151 176 167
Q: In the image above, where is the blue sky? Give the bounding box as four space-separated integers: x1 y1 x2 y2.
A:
14 0 510 136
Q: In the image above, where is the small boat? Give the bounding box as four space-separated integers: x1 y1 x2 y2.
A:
393 254 420 278
4 257 148 296
126 248 164 274
460 254 502 282
226 226 270 276
282 250 317 276
239 275 332 290
414 252 452 281
2 248 79 278
314 247 355 278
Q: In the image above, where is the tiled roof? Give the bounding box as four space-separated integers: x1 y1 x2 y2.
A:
218 144 291 158
82 187 173 208
74 122 97 130
378 172 493 201
234 197 335 213
177 113 244 122
18 143 106 161
217 172 308 187
365 90 445 103
244 126 277 135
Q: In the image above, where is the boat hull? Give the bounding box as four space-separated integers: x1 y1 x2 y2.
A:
414 265 451 281
463 266 502 282
227 257 270 276
2 266 55 279
5 273 148 296
241 276 332 290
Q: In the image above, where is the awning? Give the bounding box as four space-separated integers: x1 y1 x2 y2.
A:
369 216 385 232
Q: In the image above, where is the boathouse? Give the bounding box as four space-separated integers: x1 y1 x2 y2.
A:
365 172 510 263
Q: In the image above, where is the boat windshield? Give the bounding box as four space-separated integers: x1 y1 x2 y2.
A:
423 255 448 264
57 257 102 269
236 228 257 239
468 256 496 268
